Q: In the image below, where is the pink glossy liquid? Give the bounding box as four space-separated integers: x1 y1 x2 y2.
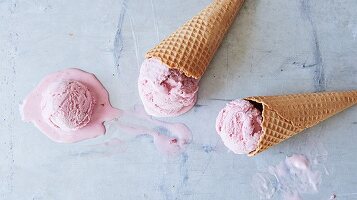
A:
114 106 192 156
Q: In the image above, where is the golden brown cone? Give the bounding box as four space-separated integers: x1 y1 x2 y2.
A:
244 90 357 156
146 0 245 79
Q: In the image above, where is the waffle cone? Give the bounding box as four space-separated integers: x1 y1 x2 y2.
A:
244 90 357 156
146 0 245 79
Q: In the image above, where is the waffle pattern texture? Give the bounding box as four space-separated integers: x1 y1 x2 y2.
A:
146 0 245 79
245 90 357 156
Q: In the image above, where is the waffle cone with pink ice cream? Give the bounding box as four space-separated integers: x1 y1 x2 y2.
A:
216 90 357 156
138 0 245 117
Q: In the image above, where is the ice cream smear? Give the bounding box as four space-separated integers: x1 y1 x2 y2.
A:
252 154 322 200
109 105 192 156
138 58 199 117
216 99 263 154
20 68 119 143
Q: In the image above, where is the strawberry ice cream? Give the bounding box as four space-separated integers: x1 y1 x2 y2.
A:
41 80 95 131
138 58 199 117
20 68 119 143
216 99 263 154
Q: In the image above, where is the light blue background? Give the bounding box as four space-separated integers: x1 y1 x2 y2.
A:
1 0 357 199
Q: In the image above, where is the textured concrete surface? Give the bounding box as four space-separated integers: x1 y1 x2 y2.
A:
1 0 357 199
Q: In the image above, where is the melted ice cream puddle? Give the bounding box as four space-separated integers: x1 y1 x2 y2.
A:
252 154 322 200
20 68 119 143
111 105 192 156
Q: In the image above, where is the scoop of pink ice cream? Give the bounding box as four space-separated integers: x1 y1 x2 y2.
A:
41 80 95 131
138 58 199 117
216 99 263 154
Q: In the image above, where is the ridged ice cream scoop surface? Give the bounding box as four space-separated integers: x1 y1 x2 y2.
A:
41 80 95 132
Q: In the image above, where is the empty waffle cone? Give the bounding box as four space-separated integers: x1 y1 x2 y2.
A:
244 90 357 156
146 0 245 79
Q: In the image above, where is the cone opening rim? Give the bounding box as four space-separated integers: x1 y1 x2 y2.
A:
244 99 266 156
244 98 297 157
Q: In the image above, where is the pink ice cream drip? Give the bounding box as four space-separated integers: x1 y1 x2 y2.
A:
138 58 199 117
111 105 192 156
216 99 263 154
41 80 95 131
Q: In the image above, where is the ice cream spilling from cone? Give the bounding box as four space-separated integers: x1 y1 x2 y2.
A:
216 91 357 156
216 100 263 154
20 68 119 143
138 58 199 117
138 0 245 117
